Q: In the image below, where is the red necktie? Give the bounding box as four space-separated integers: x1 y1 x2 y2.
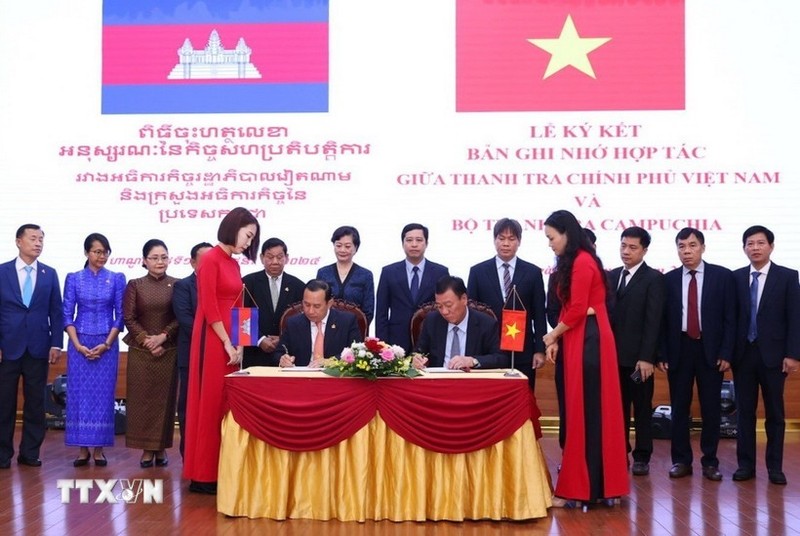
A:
687 270 700 339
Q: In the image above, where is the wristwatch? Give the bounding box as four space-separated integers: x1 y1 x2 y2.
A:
471 358 480 368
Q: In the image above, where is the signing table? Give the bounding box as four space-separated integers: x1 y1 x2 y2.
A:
217 367 552 521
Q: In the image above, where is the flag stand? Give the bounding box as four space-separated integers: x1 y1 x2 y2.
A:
231 284 260 371
503 284 524 378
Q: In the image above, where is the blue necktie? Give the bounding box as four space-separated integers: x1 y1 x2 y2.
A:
22 266 33 307
747 272 760 342
410 266 420 303
450 326 461 359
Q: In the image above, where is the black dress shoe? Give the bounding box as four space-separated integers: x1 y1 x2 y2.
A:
669 463 692 478
631 462 650 476
733 468 755 481
155 453 168 467
768 471 787 485
702 466 723 481
18 456 42 467
94 454 108 467
0 459 10 469
188 481 218 495
73 455 91 467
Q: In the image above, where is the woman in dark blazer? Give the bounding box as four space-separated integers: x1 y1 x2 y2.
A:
316 226 375 327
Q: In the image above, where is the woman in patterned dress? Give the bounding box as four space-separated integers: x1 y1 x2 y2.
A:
64 233 126 466
123 239 179 468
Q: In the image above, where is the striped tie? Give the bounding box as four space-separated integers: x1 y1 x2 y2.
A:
502 263 512 300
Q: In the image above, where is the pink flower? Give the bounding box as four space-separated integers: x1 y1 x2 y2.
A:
380 348 394 361
341 348 355 363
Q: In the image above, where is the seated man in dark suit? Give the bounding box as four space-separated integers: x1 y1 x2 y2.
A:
274 279 362 367
242 238 305 368
414 276 506 370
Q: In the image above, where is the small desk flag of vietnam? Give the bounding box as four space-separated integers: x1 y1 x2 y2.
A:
231 307 259 346
500 309 526 352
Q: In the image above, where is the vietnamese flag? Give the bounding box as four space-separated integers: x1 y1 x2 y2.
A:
500 309 526 352
231 307 259 347
456 0 685 112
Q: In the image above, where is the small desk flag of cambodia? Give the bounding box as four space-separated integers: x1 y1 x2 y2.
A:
231 308 259 346
500 309 526 352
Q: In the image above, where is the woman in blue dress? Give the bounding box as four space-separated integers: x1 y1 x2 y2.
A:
63 233 126 466
316 226 375 328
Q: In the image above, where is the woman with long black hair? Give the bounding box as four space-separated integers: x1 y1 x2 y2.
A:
543 210 628 508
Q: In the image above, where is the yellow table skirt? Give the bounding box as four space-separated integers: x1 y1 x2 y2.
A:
217 412 552 521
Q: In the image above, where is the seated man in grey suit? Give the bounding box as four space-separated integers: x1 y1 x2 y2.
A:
274 279 362 367
413 276 506 370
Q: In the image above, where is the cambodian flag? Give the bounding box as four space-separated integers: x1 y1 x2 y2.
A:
102 0 328 114
231 307 259 346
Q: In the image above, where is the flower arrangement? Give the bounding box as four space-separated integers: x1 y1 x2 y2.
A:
323 337 422 380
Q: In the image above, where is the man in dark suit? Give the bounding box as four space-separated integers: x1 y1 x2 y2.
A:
172 241 212 459
607 226 665 477
467 218 546 389
731 225 800 485
414 276 506 370
275 279 362 367
0 224 63 468
376 223 449 352
242 238 305 367
660 227 735 482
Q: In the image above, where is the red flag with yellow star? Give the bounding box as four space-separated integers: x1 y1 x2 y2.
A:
500 309 526 352
456 0 685 111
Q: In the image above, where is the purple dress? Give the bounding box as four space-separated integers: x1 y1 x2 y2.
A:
63 267 126 447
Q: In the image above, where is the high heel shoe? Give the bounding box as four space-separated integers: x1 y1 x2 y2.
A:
140 452 154 468
188 481 217 495
155 451 168 467
550 496 579 509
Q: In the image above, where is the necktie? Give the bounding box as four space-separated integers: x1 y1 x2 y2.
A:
313 322 325 360
450 326 461 359
687 270 700 339
410 266 420 302
22 266 33 307
502 263 512 300
747 272 761 342
617 269 630 298
270 277 280 310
